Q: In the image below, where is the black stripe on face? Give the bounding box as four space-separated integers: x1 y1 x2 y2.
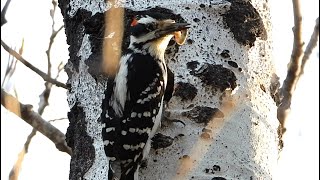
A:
130 23 156 38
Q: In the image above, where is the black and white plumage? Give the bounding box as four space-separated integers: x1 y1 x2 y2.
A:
102 12 189 180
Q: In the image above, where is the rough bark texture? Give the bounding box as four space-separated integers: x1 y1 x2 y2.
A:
58 0 109 179
58 0 279 179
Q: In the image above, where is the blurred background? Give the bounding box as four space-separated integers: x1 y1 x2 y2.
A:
1 0 318 179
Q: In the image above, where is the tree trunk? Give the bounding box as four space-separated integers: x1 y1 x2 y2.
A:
58 0 280 179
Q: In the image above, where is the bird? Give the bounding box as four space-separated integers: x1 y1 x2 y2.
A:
101 11 190 180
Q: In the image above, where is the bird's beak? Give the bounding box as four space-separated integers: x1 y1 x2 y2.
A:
155 22 190 45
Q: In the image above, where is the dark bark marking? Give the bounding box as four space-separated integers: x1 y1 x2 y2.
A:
223 0 267 47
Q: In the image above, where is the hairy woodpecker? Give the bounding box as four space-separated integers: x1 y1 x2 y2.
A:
101 12 189 180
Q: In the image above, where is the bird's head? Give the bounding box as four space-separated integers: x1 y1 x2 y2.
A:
128 13 190 58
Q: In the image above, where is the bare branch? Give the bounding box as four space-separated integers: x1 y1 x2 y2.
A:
278 3 319 136
8 129 37 180
1 88 72 155
46 25 64 69
11 51 67 180
277 0 304 133
7 2 67 177
46 0 61 78
5 2 68 179
1 40 68 89
46 0 64 79
299 17 319 76
1 0 12 26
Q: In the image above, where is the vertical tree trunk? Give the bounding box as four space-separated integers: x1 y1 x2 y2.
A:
58 0 280 179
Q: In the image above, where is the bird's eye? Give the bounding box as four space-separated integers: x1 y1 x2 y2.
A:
146 23 156 31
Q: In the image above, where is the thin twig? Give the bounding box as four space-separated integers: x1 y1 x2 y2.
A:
46 25 64 77
1 50 17 88
8 129 37 180
1 89 72 155
277 0 304 133
2 39 23 88
1 40 68 89
299 17 319 76
57 61 65 76
1 0 12 26
45 0 64 80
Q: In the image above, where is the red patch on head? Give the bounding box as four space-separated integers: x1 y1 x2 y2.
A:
131 17 138 26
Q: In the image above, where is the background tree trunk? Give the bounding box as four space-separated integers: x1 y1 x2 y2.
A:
58 0 280 179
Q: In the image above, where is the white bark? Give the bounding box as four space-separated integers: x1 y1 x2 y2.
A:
63 0 279 179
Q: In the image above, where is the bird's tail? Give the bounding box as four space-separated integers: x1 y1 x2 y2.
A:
109 161 122 180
